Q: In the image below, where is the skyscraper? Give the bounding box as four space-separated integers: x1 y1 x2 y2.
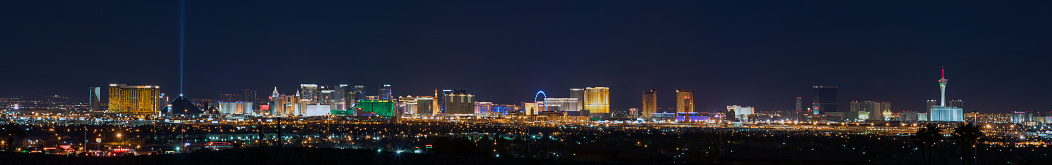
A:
675 88 694 113
270 87 283 116
812 86 838 114
570 88 585 111
334 84 348 110
794 97 802 120
89 87 101 111
379 84 392 101
300 84 319 103
439 89 453 114
416 97 436 115
583 87 610 114
930 67 963 121
353 84 366 102
107 84 161 115
642 89 656 118
444 89 474 115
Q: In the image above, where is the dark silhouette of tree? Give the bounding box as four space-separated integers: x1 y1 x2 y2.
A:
952 122 986 165
913 123 942 165
0 125 25 152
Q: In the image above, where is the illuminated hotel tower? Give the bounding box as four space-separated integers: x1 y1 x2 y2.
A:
379 84 392 101
676 88 694 113
583 87 610 114
642 89 656 118
570 88 585 111
89 87 101 111
107 84 162 115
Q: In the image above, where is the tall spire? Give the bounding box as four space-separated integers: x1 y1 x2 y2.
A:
939 67 948 106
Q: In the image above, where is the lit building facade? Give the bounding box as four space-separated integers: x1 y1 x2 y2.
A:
300 84 319 103
89 87 102 111
642 89 656 118
544 98 580 112
727 105 754 120
850 101 890 121
676 88 694 113
416 97 436 115
107 84 162 115
218 102 253 114
357 100 394 117
583 87 610 114
570 88 585 111
475 102 494 114
379 84 392 101
444 90 475 115
334 84 348 110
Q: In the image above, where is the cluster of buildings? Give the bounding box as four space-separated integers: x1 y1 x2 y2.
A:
6 68 1052 125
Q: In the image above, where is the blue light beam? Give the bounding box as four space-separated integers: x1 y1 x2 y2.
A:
179 0 186 96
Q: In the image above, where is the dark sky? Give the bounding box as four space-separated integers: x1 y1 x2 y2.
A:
2 1 1051 113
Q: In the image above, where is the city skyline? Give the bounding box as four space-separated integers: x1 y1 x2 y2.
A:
2 1 1052 163
3 1 1052 114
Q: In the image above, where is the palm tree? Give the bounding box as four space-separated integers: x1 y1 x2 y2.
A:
952 122 986 165
913 123 942 165
0 124 26 152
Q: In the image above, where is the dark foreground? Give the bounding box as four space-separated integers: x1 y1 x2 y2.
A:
0 147 672 165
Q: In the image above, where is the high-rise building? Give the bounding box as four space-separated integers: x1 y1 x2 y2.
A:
319 89 334 104
926 100 938 112
444 90 475 115
474 102 495 114
379 84 392 101
300 84 319 103
850 101 890 121
793 97 803 121
89 87 101 111
929 67 963 122
570 88 585 111
523 102 538 115
107 84 162 115
642 89 656 118
271 87 282 115
353 85 366 102
675 88 694 113
727 105 754 121
583 87 610 114
395 95 416 115
812 86 838 114
416 97 436 115
544 98 580 112
334 84 348 110
439 89 453 114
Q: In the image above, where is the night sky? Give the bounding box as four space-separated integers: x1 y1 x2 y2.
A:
2 1 1051 113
